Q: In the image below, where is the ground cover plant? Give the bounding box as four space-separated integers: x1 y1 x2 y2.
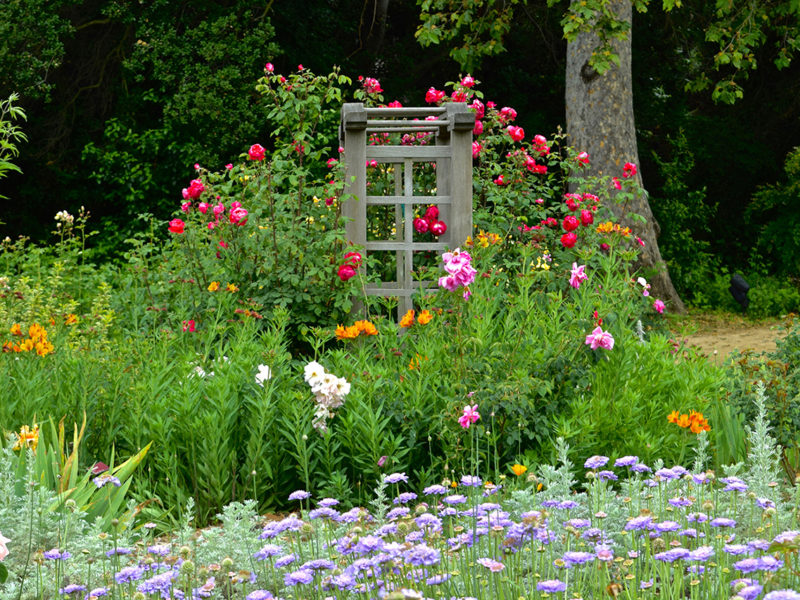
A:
1 67 797 598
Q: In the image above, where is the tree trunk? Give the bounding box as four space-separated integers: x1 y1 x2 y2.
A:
565 0 685 313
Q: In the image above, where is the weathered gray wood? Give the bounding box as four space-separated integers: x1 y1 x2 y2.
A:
340 102 472 320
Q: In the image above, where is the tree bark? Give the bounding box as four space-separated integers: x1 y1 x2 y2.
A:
565 0 685 312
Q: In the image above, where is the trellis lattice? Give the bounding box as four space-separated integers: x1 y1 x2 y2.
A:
339 102 473 317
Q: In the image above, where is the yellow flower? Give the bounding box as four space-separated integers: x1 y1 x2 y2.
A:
13 424 39 451
10 323 22 336
226 283 238 293
511 464 527 477
64 313 78 325
417 310 433 325
355 320 378 336
596 221 615 234
399 310 415 328
208 281 220 292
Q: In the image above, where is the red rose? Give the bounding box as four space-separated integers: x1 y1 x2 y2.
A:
424 206 439 221
338 264 356 282
248 143 266 161
414 217 429 234
560 232 577 248
562 215 580 232
168 218 185 234
344 251 362 267
430 220 447 236
580 209 594 226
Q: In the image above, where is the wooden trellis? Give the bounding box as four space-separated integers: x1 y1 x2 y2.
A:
339 102 473 317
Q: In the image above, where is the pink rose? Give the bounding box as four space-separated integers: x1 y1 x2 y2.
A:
225 163 233 170
493 175 506 186
470 99 485 119
473 119 483 136
562 215 580 232
424 206 439 221
229 207 248 226
580 209 594 227
461 75 475 88
577 151 590 165
181 202 191 213
623 162 638 178
248 143 266 161
198 202 209 214
585 326 614 350
338 263 356 282
653 299 665 314
213 203 225 216
472 141 483 158
425 87 445 104
612 177 622 190
168 218 185 234
560 232 577 248
414 217 429 234
265 62 274 72
430 220 447 236
506 126 525 142
344 251 362 267
499 107 517 123
0 531 9 561
183 179 205 200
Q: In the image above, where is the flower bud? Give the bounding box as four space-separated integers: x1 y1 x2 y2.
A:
221 557 234 570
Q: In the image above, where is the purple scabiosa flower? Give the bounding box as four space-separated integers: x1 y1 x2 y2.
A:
318 497 339 507
724 480 749 493
59 584 87 595
309 507 339 520
755 497 776 510
624 516 653 531
460 475 482 487
596 470 618 481
376 523 398 537
614 455 638 467
104 547 132 557
274 553 297 568
537 579 567 593
581 528 606 542
540 500 559 508
687 512 709 523
442 494 467 505
643 479 658 488
288 490 311 501
562 551 594 566
114 566 146 583
194 576 216 598
354 535 385 555
668 497 693 507
415 513 442 532
584 455 609 469
384 472 409 484
301 559 335 571
734 558 763 573
772 530 800 544
425 574 451 585
423 484 447 495
595 543 614 561
764 591 800 600
43 549 71 560
679 528 702 539
393 492 418 505
405 530 425 543
671 465 688 475
92 474 121 488
736 584 764 600
654 467 679 481
656 521 681 533
386 507 411 521
483 483 501 496
403 543 441 566
710 517 737 528
557 500 579 510
631 463 651 473
640 579 653 589
253 544 283 560
476 557 505 572
687 565 705 575
246 591 274 600
439 507 458 517
283 569 314 586
137 570 177 595
147 544 171 556
564 518 591 529
692 472 710 484
327 573 356 591
724 544 750 555
654 548 690 562
339 507 365 523
688 546 715 561
84 587 108 599
748 539 771 551
759 555 784 571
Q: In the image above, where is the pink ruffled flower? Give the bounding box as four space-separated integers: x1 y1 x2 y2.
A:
623 162 638 178
506 125 525 142
248 144 266 161
472 141 483 158
458 404 480 429
425 87 445 104
461 75 475 88
653 299 665 314
569 263 588 289
585 326 614 351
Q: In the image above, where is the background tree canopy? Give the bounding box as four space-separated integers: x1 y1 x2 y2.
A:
0 0 798 307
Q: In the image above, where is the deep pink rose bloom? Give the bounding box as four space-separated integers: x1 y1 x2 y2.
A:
425 87 445 104
168 218 185 234
585 326 614 350
344 251 362 267
612 177 622 190
653 299 665 314
623 162 638 178
494 175 506 186
565 195 580 212
472 141 482 158
338 264 356 282
473 120 483 136
213 202 225 216
580 209 594 226
414 217 429 234
470 99 485 119
451 90 467 102
430 220 447 236
229 207 248 225
181 202 191 213
461 75 475 88
577 151 590 165
198 202 209 214
499 107 517 123
425 206 439 221
506 126 525 142
561 232 577 248
264 62 274 73
248 144 266 161
562 215 580 232
183 179 205 200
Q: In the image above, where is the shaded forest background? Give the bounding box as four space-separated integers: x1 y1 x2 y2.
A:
1 0 799 310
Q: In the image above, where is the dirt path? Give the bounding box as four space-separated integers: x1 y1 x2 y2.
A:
672 313 791 364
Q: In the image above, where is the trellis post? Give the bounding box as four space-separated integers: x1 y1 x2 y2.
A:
340 102 473 318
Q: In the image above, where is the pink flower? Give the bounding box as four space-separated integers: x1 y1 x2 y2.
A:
431 220 447 236
569 263 588 289
0 531 9 561
499 107 517 123
577 151 590 165
637 276 651 297
461 75 475 88
473 120 483 136
182 319 196 333
181 202 191 213
338 263 356 282
168 218 185 234
248 143 266 161
425 206 439 221
580 209 594 227
219 240 228 249
506 125 525 142
198 202 209 214
562 215 580 232
565 195 580 212
451 90 467 102
366 159 378 168
297 64 304 70
623 162 638 178
458 404 480 429
194 163 201 170
438 274 458 291
229 207 248 225
264 62 274 72
494 174 506 186
182 179 205 200
612 177 622 190
653 299 665 314
472 141 483 158
599 242 610 252
387 100 402 107
225 163 233 170
470 99 485 119
585 326 614 350
560 232 577 248
414 217 429 234
344 251 362 267
362 77 383 94
425 87 445 104
636 236 645 247
213 203 225 217
535 198 544 204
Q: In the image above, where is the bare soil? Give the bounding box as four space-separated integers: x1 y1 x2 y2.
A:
670 312 793 365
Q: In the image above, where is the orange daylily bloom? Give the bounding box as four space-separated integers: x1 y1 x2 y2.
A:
667 410 680 424
399 310 415 328
417 310 433 325
511 464 527 477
